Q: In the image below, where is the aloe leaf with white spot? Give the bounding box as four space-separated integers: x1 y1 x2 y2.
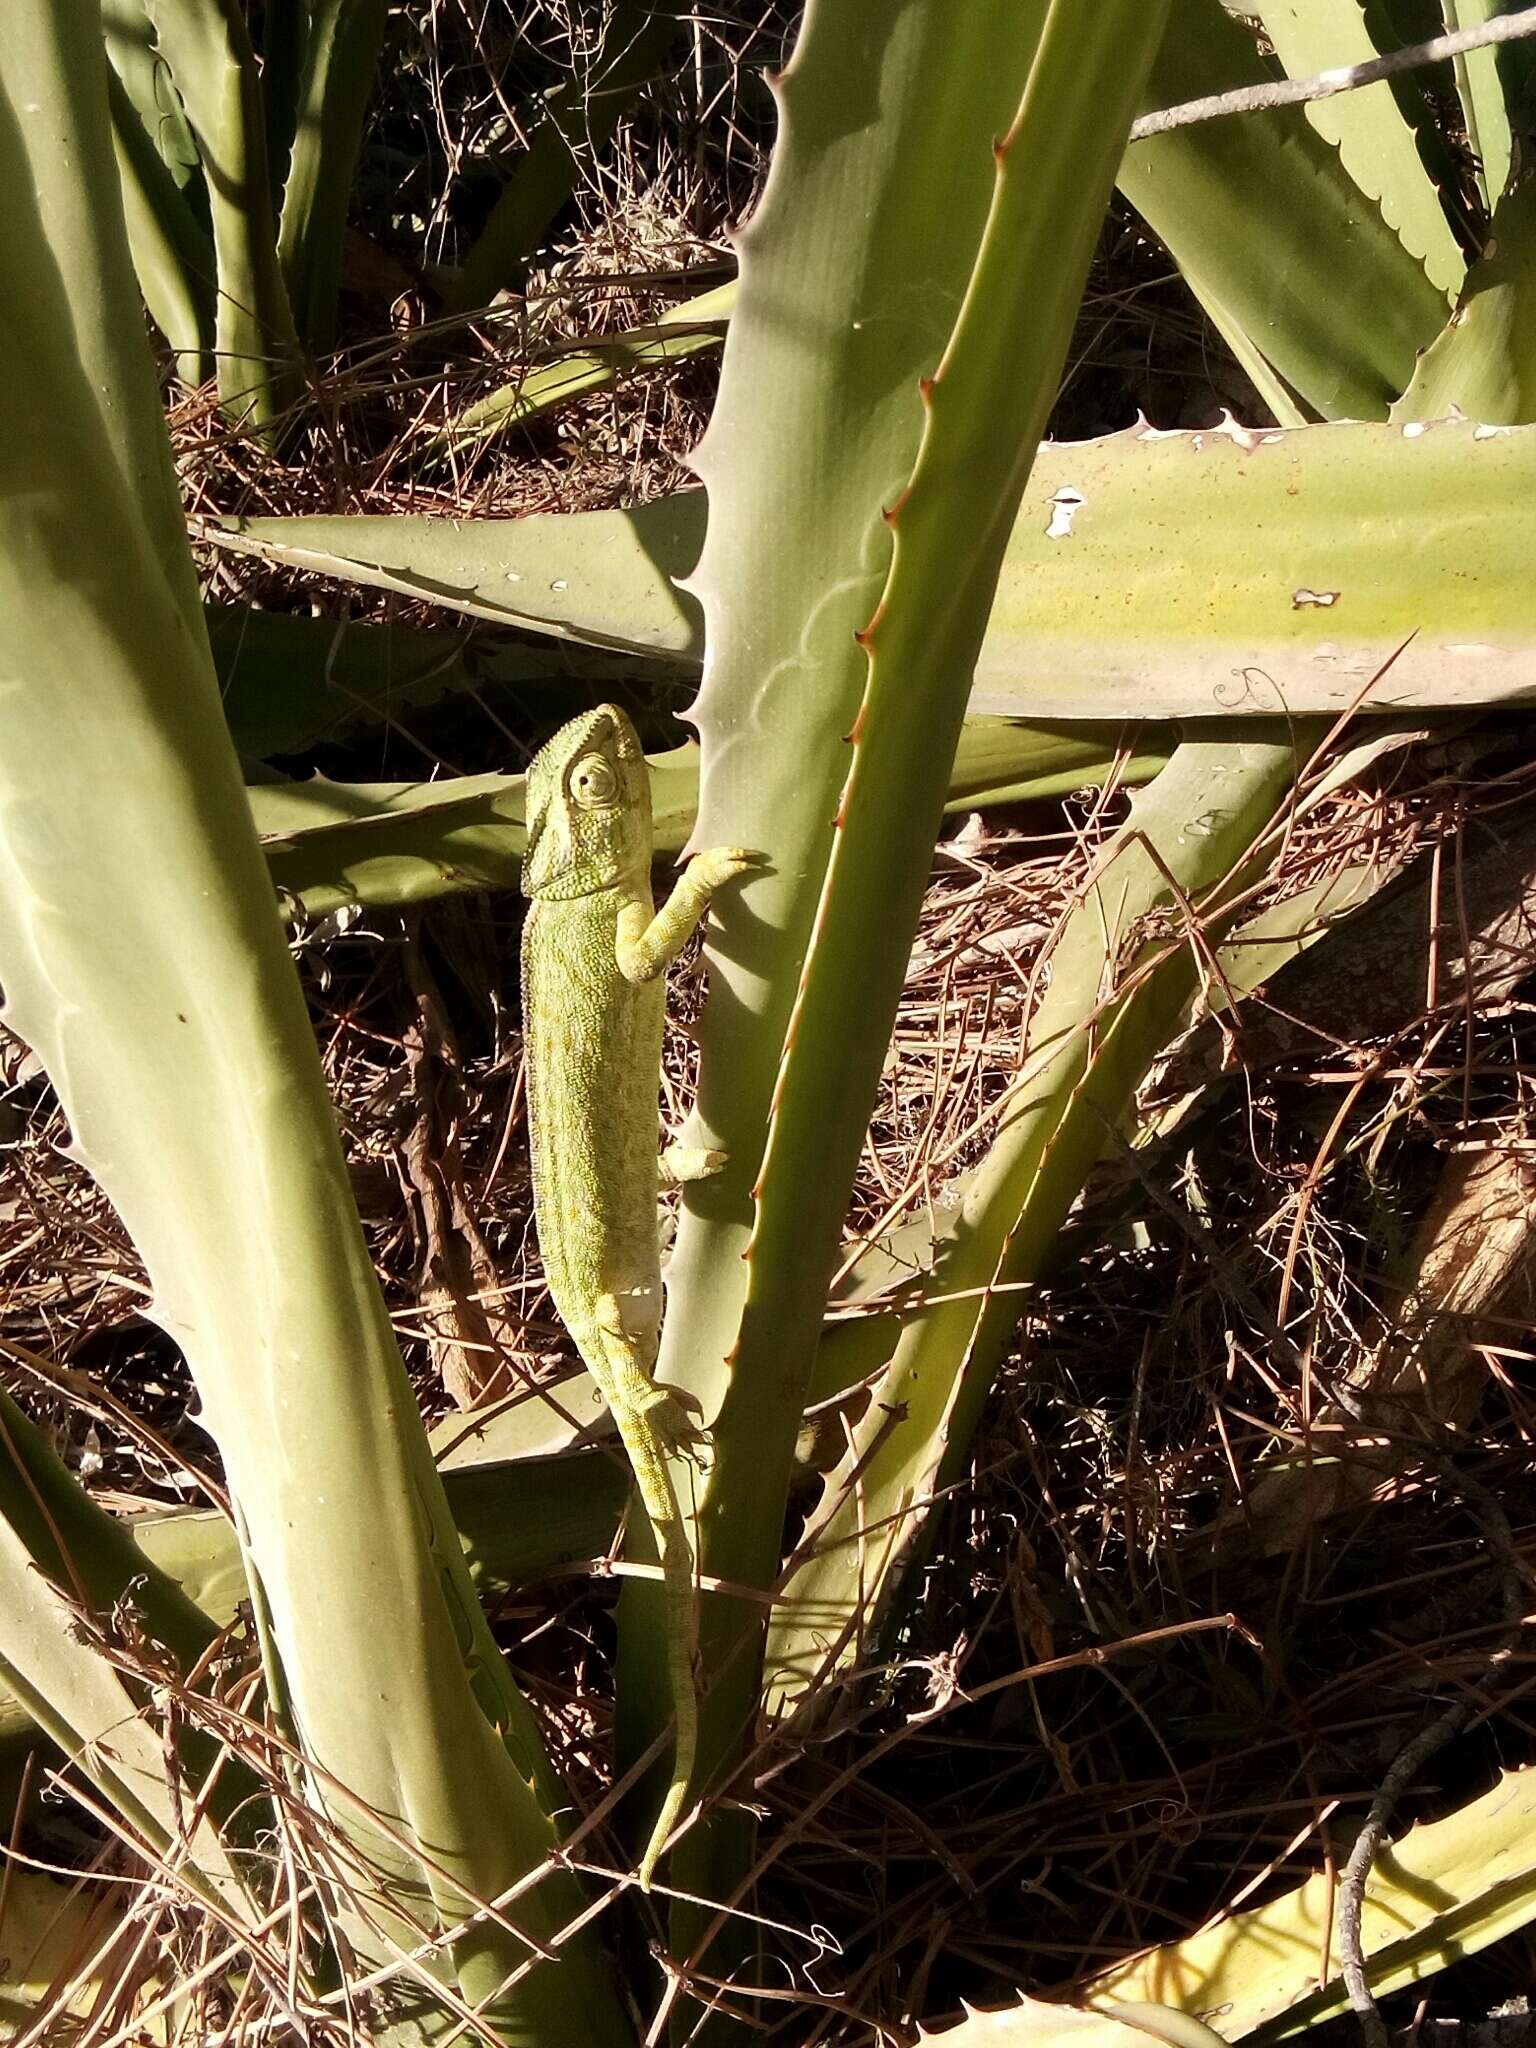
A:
216 417 1536 717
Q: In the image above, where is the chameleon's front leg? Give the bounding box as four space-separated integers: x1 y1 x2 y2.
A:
615 847 766 985
593 1291 700 1890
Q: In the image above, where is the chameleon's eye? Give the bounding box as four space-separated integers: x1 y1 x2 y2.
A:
570 753 618 808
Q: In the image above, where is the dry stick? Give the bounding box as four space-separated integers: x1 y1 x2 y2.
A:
1129 4 1536 141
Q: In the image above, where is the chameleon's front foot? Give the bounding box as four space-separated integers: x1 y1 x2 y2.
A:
684 846 769 891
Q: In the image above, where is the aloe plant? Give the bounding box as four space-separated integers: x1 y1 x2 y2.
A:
101 0 722 423
0 0 1185 2038
7 1 1536 2041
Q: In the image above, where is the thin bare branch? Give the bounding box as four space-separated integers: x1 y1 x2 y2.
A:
1130 3 1536 140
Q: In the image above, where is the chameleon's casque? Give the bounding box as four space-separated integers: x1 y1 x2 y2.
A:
521 703 650 901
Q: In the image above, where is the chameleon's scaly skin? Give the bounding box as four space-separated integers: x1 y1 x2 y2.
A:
519 704 761 1889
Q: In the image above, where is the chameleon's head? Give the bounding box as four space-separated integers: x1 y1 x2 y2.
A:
521 703 651 900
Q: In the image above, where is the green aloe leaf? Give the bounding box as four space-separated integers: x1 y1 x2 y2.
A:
1441 0 1536 209
762 735 1304 1718
140 0 299 427
214 417 1536 716
275 0 389 350
8 3 201 641
207 491 708 651
440 280 735 451
102 0 200 186
1252 1 1464 295
1121 0 1454 423
1395 170 1536 422
105 59 215 377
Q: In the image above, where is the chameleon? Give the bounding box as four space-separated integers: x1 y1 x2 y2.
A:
519 702 764 1889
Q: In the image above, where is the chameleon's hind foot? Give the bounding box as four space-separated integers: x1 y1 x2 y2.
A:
660 1140 728 1187
636 1381 711 1467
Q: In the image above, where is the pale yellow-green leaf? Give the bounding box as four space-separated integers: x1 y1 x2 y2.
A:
0 1869 165 2038
441 280 735 449
1088 1766 1536 2037
912 1992 1228 2048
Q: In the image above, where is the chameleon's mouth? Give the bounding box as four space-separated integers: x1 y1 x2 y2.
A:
522 807 578 894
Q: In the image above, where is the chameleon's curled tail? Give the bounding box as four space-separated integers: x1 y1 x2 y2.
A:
635 1489 699 1890
638 1749 691 1893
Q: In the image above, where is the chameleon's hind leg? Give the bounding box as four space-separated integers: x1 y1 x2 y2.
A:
594 1288 705 1463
